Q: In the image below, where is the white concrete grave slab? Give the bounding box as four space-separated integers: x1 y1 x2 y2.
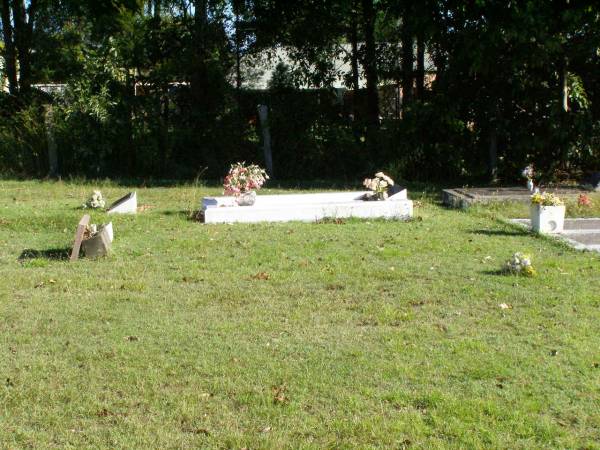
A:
107 192 137 214
201 189 413 224
511 218 600 253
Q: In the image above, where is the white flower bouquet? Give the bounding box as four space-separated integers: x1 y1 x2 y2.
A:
83 190 106 209
522 165 535 192
505 252 536 277
363 172 394 200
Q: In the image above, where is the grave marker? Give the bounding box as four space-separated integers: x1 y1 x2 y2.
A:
107 192 137 214
70 214 90 261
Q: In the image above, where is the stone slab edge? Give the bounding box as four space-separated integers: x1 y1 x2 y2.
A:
508 218 600 253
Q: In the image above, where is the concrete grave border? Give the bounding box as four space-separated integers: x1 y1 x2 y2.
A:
510 218 600 253
201 190 413 224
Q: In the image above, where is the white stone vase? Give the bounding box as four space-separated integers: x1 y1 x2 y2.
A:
530 204 565 234
236 190 256 206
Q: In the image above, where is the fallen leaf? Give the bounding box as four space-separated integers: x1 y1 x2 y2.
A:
137 204 155 213
251 272 270 280
272 384 287 404
97 408 113 417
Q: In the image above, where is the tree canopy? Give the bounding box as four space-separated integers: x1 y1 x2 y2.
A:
0 0 599 181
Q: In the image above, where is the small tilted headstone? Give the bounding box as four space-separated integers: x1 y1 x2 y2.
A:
107 192 137 214
81 223 113 258
70 217 114 260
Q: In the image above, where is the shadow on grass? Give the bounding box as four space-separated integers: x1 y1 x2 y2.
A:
481 269 510 276
160 210 200 222
19 248 71 261
470 229 529 237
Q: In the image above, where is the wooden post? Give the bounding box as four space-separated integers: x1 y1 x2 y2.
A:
70 215 90 261
257 104 273 178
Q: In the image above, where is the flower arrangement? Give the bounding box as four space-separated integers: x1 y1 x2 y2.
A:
521 165 534 181
522 165 535 192
531 192 563 206
505 252 536 277
223 162 269 196
578 193 592 208
363 172 394 200
83 190 106 209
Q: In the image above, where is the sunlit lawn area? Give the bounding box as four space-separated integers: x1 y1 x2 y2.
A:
1 180 599 448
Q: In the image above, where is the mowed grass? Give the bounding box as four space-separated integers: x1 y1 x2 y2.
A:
1 180 599 449
473 191 600 219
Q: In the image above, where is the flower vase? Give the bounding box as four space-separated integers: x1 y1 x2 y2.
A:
530 204 565 233
236 190 256 206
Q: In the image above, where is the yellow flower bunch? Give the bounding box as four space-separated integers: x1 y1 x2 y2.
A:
531 192 563 206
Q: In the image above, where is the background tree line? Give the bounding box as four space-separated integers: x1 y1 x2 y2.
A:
0 0 599 183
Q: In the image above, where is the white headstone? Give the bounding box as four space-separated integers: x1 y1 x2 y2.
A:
107 192 137 214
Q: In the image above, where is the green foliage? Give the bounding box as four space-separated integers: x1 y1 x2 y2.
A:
0 97 48 176
0 0 599 181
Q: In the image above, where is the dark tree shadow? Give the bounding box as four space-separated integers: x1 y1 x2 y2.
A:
470 229 529 237
19 248 71 261
481 269 511 276
160 210 200 222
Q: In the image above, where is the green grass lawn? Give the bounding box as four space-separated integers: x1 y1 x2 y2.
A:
1 180 599 449
471 191 600 219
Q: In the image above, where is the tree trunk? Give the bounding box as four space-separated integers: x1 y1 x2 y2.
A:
560 59 569 112
349 11 360 118
488 126 498 182
13 0 33 94
360 0 379 127
125 71 136 174
45 105 59 178
1 0 18 94
350 16 360 91
158 86 169 175
235 12 242 90
401 19 414 108
191 0 209 102
415 31 425 100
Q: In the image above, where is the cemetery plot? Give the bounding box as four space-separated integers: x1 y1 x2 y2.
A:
444 186 589 209
202 190 413 224
511 218 600 252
